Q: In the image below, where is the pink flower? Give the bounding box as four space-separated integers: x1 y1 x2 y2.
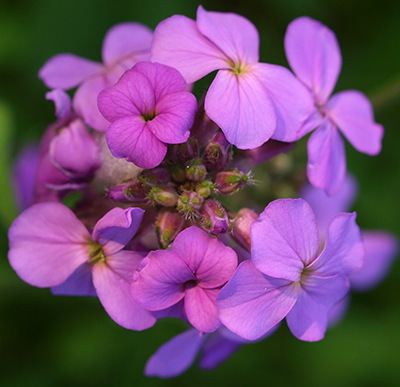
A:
151 6 313 149
284 17 384 194
98 62 197 169
39 23 153 131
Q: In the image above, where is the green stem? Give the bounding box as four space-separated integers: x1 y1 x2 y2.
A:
370 76 400 112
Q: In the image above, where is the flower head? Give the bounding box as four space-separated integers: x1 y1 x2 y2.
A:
217 198 364 341
8 202 155 330
285 17 384 194
98 62 197 168
151 6 313 149
132 226 237 332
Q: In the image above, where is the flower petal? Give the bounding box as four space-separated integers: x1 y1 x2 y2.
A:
147 92 197 144
350 231 398 291
251 199 319 281
284 17 341 105
185 286 221 332
326 90 384 155
205 69 276 149
145 329 206 378
39 53 103 89
253 63 314 142
151 15 228 83
8 203 90 287
51 262 96 297
101 22 153 67
73 74 115 132
98 66 155 122
172 227 238 288
307 119 346 195
49 119 101 178
92 207 144 255
198 330 242 370
196 5 259 65
299 174 358 239
131 250 195 311
106 116 167 169
286 275 349 341
133 62 187 100
217 260 299 340
309 213 364 277
46 89 71 123
92 258 156 330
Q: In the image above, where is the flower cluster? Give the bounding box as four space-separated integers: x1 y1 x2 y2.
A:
8 6 397 379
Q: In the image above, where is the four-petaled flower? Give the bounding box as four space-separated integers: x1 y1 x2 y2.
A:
98 62 198 169
217 198 364 341
284 17 384 194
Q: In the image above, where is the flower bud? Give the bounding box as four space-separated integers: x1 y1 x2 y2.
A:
186 158 207 182
148 186 178 207
231 208 258 251
170 163 187 183
200 199 229 234
177 191 204 218
203 132 232 171
215 169 253 195
196 180 215 198
169 138 199 165
155 208 185 248
107 178 148 202
139 166 170 188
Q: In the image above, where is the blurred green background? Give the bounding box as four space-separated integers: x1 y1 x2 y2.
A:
1 0 400 386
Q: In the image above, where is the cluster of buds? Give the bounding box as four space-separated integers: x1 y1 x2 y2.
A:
106 131 255 248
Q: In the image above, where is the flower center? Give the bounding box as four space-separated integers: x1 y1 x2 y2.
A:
142 110 157 122
87 242 107 264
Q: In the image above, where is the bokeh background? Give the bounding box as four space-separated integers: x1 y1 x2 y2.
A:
1 0 400 386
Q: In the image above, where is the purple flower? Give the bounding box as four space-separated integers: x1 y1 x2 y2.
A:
151 6 313 149
300 175 399 292
144 324 279 378
37 90 101 191
131 226 238 332
98 62 197 169
39 23 153 131
217 198 364 341
8 202 155 331
284 17 384 194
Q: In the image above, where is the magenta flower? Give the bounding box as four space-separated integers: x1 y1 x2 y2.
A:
8 202 156 331
37 89 101 191
39 23 153 131
300 175 399 292
131 226 238 332
151 6 313 149
284 17 384 194
217 198 364 341
98 61 197 169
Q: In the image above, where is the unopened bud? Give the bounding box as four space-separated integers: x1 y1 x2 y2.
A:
139 166 170 188
107 178 148 202
231 208 258 251
148 186 178 207
155 209 185 248
177 191 204 218
169 138 199 165
196 180 215 198
215 169 253 195
200 199 229 234
186 158 207 182
170 163 186 183
203 132 232 171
